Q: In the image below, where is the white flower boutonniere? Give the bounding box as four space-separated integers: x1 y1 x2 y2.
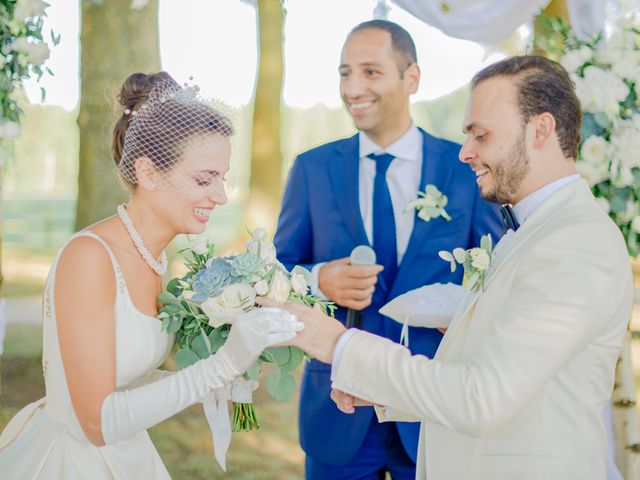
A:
405 184 451 222
438 234 493 292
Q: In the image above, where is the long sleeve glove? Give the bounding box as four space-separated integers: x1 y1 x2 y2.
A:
101 307 301 444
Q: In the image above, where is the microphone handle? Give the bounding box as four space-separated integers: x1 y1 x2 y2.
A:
346 308 363 329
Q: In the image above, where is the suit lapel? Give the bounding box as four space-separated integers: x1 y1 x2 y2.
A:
328 134 369 247
437 179 593 356
392 129 456 293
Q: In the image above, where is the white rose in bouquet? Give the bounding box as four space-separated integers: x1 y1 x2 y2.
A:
189 235 208 255
290 273 308 295
254 279 269 296
267 270 291 303
251 228 267 242
247 240 277 265
201 283 256 328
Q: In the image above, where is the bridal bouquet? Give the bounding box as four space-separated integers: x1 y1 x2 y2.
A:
157 228 334 432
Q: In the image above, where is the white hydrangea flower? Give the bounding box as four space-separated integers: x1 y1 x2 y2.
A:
11 37 50 66
632 216 640 233
610 119 640 168
575 66 628 119
560 45 593 72
576 161 610 187
13 0 49 22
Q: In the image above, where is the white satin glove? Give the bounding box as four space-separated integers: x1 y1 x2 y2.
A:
101 307 301 445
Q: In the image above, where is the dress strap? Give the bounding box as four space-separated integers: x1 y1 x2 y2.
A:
71 230 127 296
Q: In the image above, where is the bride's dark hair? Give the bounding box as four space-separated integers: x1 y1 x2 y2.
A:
112 71 233 188
112 72 176 171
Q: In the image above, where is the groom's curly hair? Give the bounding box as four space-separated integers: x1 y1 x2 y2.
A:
471 56 581 161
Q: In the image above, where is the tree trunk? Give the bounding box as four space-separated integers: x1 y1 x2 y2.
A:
75 0 161 229
244 0 284 234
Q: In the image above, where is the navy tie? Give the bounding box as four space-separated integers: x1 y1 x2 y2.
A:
500 204 520 232
368 153 398 288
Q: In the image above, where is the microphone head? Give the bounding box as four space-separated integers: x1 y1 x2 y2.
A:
350 245 377 266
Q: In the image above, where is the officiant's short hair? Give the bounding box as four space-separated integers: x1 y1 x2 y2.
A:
349 19 417 75
471 56 581 160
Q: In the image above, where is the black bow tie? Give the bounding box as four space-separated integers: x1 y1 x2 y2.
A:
500 204 520 232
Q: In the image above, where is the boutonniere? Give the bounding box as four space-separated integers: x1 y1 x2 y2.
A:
404 184 451 222
438 234 493 292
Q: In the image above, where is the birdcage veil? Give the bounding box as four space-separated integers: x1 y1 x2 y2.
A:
117 78 240 195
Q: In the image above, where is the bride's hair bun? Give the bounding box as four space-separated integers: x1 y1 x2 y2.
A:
112 72 178 169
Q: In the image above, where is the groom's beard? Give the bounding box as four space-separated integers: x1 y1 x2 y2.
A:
483 129 530 205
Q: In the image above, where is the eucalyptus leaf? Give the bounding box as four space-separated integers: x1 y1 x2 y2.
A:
246 360 261 381
593 112 611 129
208 328 227 353
167 278 183 297
610 193 627 213
157 292 180 306
191 333 210 359
175 348 199 369
167 314 183 334
580 112 605 139
480 234 492 252
264 347 290 365
265 369 297 402
279 347 304 372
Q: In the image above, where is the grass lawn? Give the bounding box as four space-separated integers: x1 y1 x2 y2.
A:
0 324 305 479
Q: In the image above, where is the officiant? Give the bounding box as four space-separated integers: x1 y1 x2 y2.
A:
273 19 502 480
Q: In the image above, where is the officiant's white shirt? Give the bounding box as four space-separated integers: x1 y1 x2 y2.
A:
331 173 582 378
310 123 423 296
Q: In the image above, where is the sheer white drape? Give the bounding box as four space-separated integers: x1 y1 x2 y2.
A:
390 0 607 42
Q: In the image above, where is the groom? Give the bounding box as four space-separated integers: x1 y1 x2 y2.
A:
274 19 501 480
272 55 634 480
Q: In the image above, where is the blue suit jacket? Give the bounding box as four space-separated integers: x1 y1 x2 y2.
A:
274 129 503 465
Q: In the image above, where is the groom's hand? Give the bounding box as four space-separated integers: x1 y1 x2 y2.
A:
319 257 383 310
330 389 375 414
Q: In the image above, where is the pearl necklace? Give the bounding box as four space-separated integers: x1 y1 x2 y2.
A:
116 204 168 276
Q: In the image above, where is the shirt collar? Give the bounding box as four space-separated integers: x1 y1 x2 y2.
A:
513 173 581 225
359 123 422 162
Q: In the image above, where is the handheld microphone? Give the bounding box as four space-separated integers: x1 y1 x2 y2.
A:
346 245 377 329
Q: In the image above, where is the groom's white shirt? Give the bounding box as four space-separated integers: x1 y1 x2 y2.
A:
331 177 633 480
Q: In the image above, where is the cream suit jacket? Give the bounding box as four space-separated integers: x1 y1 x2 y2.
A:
332 180 633 480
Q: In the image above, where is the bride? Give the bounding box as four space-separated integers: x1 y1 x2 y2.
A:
0 72 302 479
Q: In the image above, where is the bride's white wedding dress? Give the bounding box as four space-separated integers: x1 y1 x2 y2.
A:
0 231 175 479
